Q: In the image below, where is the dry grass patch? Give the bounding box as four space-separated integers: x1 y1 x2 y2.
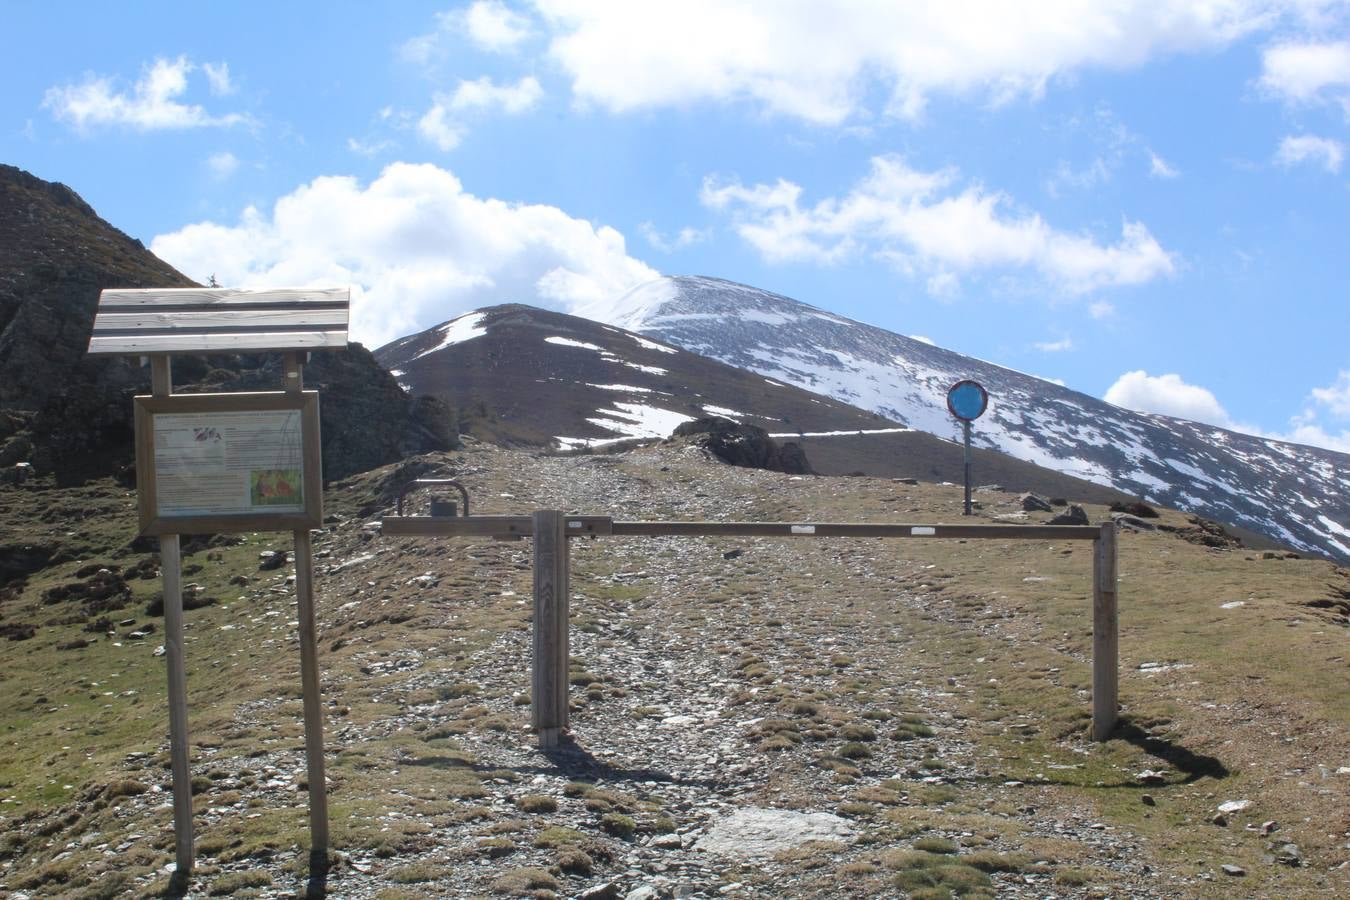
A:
514 793 558 813
206 870 272 895
490 866 558 895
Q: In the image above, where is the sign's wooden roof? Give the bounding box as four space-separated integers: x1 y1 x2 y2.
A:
87 287 350 356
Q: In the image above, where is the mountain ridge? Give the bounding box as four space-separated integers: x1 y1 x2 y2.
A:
583 275 1348 562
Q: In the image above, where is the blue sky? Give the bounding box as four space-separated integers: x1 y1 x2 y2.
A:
4 1 1349 451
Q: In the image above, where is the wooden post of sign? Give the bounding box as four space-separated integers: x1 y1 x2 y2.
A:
532 510 570 747
1092 522 1119 740
150 355 195 876
284 352 329 865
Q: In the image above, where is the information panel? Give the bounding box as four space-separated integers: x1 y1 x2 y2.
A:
134 392 322 534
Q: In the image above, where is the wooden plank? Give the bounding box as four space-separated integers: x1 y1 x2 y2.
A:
609 521 1101 540
1092 523 1119 740
89 329 346 355
378 517 1098 541
381 516 534 537
93 310 348 331
151 357 195 876
97 287 350 308
532 511 569 748
565 516 613 536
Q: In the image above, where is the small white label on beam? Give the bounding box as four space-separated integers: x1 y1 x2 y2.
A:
791 525 816 534
911 526 936 536
568 521 584 529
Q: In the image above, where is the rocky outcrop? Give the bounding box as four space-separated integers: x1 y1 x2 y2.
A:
0 164 455 482
672 417 812 475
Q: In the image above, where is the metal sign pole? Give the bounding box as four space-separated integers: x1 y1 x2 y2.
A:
963 420 973 516
947 380 987 518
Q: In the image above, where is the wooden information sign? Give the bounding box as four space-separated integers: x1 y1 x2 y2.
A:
133 391 322 535
86 287 347 886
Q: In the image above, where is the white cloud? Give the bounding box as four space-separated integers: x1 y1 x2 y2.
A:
701 155 1174 294
1105 368 1350 453
149 162 659 348
1310 369 1350 417
909 334 935 345
926 271 959 297
202 62 234 96
43 56 249 132
399 12 459 68
450 75 543 113
417 103 464 150
639 222 709 253
1045 157 1113 197
1148 150 1180 178
1104 370 1234 427
206 151 240 179
347 136 397 157
402 2 534 69
1089 299 1117 319
1259 39 1350 108
466 0 533 51
1275 134 1345 172
536 0 1279 124
1285 370 1350 451
1034 337 1074 352
416 77 543 151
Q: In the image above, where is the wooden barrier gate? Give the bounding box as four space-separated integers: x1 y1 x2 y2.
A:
382 511 1120 745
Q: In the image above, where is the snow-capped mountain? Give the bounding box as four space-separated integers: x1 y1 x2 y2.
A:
377 304 1158 508
374 303 897 449
579 276 1350 562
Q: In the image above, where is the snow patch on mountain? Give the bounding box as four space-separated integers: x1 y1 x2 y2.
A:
556 402 695 449
546 335 669 376
414 312 487 359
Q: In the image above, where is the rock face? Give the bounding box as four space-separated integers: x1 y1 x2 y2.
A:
672 417 812 474
0 164 454 481
1048 504 1090 526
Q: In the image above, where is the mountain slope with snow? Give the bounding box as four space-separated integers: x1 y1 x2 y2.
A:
374 303 895 449
584 276 1350 562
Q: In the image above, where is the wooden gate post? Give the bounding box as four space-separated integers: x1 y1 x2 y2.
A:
150 356 195 875
1092 522 1119 740
284 353 329 864
532 510 570 747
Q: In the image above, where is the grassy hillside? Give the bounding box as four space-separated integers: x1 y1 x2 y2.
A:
0 442 1346 897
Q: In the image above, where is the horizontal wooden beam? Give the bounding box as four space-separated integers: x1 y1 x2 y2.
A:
380 516 533 537
608 522 1100 540
89 330 347 355
96 287 350 308
379 516 1101 541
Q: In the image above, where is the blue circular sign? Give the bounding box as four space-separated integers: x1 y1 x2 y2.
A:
947 380 988 421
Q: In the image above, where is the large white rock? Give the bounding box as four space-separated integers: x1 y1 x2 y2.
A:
694 807 854 858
